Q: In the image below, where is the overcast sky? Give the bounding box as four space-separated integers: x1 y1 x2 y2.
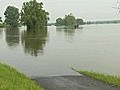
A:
0 0 120 22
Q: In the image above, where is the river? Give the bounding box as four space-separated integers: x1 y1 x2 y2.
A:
0 24 120 76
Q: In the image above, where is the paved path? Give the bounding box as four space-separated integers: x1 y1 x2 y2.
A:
32 75 120 90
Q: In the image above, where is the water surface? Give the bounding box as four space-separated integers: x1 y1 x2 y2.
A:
0 24 120 76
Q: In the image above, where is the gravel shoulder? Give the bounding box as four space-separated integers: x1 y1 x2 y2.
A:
32 75 120 90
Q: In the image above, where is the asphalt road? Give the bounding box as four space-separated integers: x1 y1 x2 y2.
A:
33 75 120 90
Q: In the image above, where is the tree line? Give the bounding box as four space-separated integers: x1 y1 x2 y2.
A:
0 0 49 30
0 0 85 29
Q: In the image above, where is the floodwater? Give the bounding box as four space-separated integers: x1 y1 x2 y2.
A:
0 24 120 76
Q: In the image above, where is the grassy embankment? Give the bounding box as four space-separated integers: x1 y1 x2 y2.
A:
0 63 44 90
72 68 120 88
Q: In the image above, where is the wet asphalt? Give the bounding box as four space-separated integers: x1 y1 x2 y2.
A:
32 75 120 90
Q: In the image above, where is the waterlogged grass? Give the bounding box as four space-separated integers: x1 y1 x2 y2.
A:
78 70 120 88
0 63 44 90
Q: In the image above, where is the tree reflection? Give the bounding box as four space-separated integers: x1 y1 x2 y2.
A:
5 27 20 47
56 26 83 37
56 26 76 38
0 28 4 37
21 28 48 56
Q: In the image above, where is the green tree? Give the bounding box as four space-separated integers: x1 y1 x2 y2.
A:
64 13 76 26
0 17 2 23
0 17 3 28
4 6 19 27
76 18 84 25
56 18 64 26
21 0 49 29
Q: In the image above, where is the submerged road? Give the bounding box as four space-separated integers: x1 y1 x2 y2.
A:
33 75 120 90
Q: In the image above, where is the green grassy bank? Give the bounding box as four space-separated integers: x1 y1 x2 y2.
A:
78 70 120 88
0 63 44 90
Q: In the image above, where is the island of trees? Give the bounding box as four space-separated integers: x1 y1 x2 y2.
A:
55 13 85 28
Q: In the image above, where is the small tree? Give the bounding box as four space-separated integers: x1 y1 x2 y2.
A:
56 18 64 26
76 18 84 25
112 0 120 13
4 6 19 27
21 0 49 29
64 13 76 26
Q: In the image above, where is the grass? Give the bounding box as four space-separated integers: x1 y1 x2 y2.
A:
77 70 120 88
0 63 44 90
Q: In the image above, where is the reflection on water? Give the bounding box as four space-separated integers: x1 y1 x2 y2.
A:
56 26 76 37
0 28 4 39
0 28 3 37
5 28 20 47
1 24 120 76
56 26 83 41
56 26 83 37
21 28 48 56
0 28 3 34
